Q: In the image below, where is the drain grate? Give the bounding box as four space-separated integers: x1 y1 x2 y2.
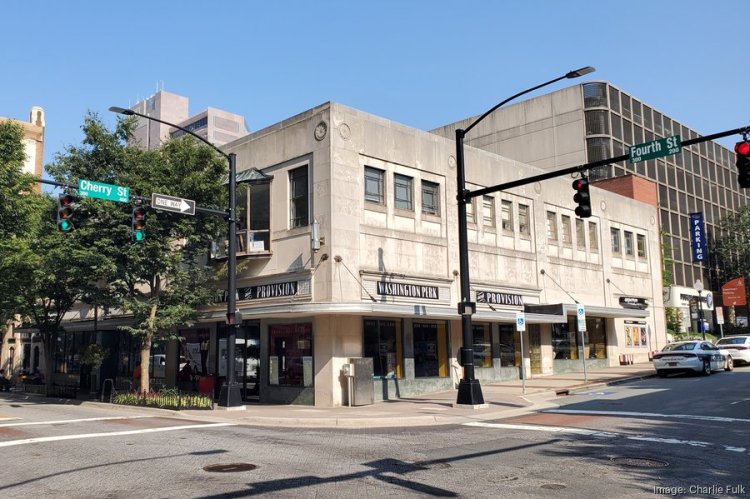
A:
203 463 258 473
611 456 669 468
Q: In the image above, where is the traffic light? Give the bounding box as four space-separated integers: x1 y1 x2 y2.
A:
735 140 750 188
57 193 77 232
131 206 146 241
572 177 592 218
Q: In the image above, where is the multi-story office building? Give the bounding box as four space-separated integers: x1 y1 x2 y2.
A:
432 82 748 331
128 90 248 149
60 101 666 407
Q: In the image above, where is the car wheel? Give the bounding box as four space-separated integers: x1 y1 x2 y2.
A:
725 356 734 372
657 370 668 378
701 360 711 376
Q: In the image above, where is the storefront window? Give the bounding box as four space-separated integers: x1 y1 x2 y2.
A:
364 319 403 378
269 323 313 387
552 322 578 360
54 332 81 374
498 324 518 367
472 323 491 368
586 318 608 359
553 318 608 360
413 322 449 378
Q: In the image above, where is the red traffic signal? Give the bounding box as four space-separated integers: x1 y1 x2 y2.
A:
735 141 750 188
572 177 592 218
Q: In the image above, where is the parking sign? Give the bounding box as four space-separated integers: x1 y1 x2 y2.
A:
576 304 586 332
516 312 526 332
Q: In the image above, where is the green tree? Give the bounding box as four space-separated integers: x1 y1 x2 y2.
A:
47 114 227 392
0 121 45 323
710 205 750 286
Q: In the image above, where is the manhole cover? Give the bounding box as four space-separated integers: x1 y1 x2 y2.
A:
541 484 567 490
203 463 257 473
611 457 669 468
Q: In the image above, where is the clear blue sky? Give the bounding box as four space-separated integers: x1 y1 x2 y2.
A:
2 0 747 170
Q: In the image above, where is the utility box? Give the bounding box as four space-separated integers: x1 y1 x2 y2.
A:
348 357 374 406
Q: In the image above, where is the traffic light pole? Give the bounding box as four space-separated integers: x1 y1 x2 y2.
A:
467 125 750 201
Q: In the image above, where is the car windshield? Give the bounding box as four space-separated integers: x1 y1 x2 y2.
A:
717 337 748 345
662 342 697 351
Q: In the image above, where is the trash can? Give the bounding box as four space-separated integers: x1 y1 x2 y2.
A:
348 357 374 406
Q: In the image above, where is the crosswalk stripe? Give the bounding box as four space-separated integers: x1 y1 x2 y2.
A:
0 422 236 448
0 416 153 428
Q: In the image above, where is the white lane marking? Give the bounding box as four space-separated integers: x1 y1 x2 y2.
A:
730 398 750 405
0 416 153 428
544 409 750 424
464 422 745 454
0 422 235 448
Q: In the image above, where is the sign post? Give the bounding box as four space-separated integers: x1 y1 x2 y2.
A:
576 304 588 383
715 306 724 338
516 312 526 394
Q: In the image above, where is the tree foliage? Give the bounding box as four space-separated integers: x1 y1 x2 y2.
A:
710 205 750 287
46 114 227 392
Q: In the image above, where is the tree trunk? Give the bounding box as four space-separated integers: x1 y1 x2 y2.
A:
42 332 55 395
139 334 152 393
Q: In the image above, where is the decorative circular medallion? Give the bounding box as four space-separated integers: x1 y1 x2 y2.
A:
650 216 656 226
600 200 607 211
534 182 542 194
339 123 351 141
314 121 328 141
448 156 456 168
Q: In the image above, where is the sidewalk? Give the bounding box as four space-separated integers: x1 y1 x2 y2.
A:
167 362 656 428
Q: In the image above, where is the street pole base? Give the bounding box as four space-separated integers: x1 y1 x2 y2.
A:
455 378 486 407
217 382 245 410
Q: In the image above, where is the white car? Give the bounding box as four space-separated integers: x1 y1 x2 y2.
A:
715 336 750 366
653 340 733 377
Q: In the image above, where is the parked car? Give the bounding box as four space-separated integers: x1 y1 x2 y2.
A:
653 340 733 377
0 375 12 392
715 336 750 366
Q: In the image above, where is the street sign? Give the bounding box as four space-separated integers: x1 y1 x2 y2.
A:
151 193 196 216
576 304 587 332
515 312 526 332
78 179 130 203
629 135 681 164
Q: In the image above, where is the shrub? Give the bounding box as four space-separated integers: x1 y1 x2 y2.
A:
113 390 213 410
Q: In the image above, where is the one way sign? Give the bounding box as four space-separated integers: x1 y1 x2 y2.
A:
151 193 196 216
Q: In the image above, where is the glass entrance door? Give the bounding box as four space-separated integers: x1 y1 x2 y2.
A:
236 323 260 401
529 324 542 374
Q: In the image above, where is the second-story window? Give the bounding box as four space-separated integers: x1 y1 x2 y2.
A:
501 200 513 232
394 173 413 210
576 218 586 249
421 180 439 216
482 196 495 228
611 228 621 254
589 221 599 251
289 165 309 228
546 211 558 242
637 234 647 259
365 166 385 204
466 198 476 223
518 204 530 235
624 231 634 256
561 215 572 245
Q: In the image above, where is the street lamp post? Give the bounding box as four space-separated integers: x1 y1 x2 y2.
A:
109 106 244 408
454 67 595 406
695 279 705 341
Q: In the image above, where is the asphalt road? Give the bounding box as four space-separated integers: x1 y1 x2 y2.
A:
1 367 749 498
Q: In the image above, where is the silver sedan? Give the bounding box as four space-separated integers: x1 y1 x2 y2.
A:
653 340 733 377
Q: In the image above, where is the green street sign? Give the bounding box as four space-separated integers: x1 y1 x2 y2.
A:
78 179 130 203
629 135 681 164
